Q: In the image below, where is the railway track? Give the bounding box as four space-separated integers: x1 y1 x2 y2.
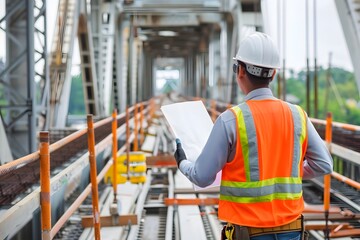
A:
303 178 360 239
50 167 222 240
53 168 360 239
1 95 360 239
1 97 359 207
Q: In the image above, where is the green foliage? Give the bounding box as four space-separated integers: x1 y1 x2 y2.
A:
286 78 306 106
345 105 360 125
68 74 86 115
285 67 360 125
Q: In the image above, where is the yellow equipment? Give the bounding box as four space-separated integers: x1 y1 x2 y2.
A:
104 152 147 184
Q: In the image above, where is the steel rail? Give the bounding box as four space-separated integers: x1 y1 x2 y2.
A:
165 169 174 240
127 170 153 240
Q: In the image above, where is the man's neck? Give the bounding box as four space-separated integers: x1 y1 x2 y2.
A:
247 84 269 93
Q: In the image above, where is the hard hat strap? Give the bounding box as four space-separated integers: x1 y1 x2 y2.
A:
246 64 274 78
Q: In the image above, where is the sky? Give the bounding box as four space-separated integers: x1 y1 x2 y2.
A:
0 0 355 73
263 0 353 72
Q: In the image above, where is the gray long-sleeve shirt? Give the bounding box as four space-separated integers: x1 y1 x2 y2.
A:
179 88 333 188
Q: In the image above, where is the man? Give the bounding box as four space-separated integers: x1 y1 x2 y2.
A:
174 32 333 240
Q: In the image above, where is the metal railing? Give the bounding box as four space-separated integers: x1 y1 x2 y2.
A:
0 99 157 240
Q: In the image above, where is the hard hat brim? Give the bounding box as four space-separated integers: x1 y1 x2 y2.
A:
233 57 281 69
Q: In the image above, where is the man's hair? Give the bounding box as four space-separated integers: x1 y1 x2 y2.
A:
238 61 272 86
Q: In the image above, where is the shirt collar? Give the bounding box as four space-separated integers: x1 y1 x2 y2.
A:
244 88 276 101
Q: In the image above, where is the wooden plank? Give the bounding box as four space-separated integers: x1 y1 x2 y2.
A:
146 155 177 167
81 214 138 228
164 198 219 206
303 203 343 213
330 229 360 237
305 222 351 230
174 187 220 194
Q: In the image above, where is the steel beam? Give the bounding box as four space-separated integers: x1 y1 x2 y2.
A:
49 0 80 128
78 13 100 116
121 0 221 14
0 117 13 164
209 28 221 100
0 0 48 159
126 170 152 240
90 0 115 116
115 14 127 112
26 0 36 155
128 16 135 105
334 0 360 96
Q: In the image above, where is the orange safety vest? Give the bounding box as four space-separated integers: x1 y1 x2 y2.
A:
219 99 308 228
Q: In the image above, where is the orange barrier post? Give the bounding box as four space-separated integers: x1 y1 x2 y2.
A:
325 112 332 146
112 109 118 200
140 103 144 145
87 115 101 240
324 112 332 240
133 104 139 151
126 106 130 178
40 131 51 240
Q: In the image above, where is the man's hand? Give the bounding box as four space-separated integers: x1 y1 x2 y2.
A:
174 138 187 167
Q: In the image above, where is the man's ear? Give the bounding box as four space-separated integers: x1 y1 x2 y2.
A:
239 64 246 78
270 69 277 82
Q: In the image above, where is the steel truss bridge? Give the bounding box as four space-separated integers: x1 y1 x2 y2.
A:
1 0 360 239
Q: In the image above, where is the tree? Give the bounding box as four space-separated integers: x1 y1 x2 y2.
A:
285 67 360 125
68 74 86 115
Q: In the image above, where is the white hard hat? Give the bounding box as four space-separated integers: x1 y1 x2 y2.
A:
233 32 280 69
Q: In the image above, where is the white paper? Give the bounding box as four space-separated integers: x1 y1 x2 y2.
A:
161 101 221 190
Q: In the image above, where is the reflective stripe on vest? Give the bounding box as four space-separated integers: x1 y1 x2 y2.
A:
237 103 259 181
220 102 307 203
220 177 302 203
286 103 307 177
